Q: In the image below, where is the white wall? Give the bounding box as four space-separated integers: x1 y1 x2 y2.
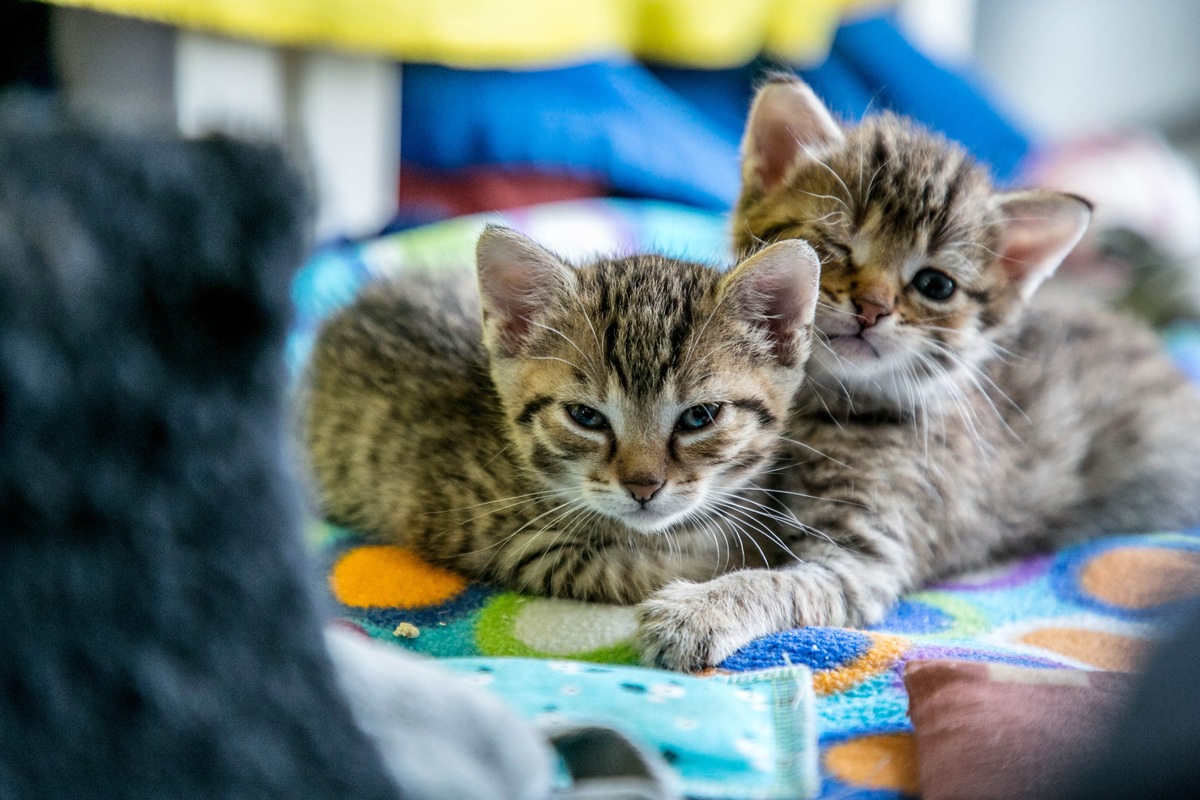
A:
972 0 1200 138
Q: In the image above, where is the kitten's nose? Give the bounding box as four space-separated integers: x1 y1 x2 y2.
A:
853 298 891 329
622 478 665 505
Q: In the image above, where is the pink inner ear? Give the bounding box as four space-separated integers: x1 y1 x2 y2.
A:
726 239 820 364
481 267 536 349
476 227 567 355
995 193 1092 298
752 105 807 192
743 80 844 194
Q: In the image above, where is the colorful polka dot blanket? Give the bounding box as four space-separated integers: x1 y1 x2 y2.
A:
294 200 1200 800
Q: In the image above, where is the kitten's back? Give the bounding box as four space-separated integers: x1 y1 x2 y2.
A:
989 305 1200 542
304 272 504 540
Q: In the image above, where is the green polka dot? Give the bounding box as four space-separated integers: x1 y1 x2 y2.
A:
475 593 640 664
904 591 989 639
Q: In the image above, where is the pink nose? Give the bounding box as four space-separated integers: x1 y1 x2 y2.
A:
854 299 891 329
622 478 664 504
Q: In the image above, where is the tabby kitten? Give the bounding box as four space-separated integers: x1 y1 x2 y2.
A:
638 75 1200 667
305 228 821 607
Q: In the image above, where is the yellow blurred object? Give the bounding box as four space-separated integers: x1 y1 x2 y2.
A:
41 0 889 67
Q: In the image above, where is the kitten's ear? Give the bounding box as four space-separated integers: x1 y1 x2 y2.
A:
992 190 1092 299
741 76 845 195
476 226 574 356
722 239 821 366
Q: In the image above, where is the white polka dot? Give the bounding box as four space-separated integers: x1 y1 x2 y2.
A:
513 600 637 654
735 737 773 773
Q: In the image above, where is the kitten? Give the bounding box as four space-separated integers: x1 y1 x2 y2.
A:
637 75 1200 667
304 229 821 606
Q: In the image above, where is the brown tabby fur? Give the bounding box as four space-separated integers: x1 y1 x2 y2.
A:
305 231 822 616
631 75 1200 669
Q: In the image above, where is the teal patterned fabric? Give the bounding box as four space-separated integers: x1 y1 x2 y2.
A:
442 659 818 800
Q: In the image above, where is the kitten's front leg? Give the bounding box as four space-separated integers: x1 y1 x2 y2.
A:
636 542 910 671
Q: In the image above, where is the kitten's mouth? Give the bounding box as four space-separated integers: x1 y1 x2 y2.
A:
611 500 694 534
825 333 880 359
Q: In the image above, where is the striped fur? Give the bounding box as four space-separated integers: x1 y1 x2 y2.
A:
304 231 821 612
633 76 1200 670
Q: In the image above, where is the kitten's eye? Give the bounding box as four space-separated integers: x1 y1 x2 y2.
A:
677 403 721 431
566 404 608 430
911 268 956 301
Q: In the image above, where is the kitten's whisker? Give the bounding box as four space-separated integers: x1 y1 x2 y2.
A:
426 489 559 516
445 494 561 532
694 512 733 578
710 505 750 567
566 286 605 369
775 435 854 469
798 144 854 209
528 354 591 376
805 210 852 226
466 497 580 564
862 156 896 209
499 498 593 581
816 300 858 317
712 490 807 532
953 241 1004 260
711 495 825 563
525 318 602 383
907 348 996 452
746 483 870 510
920 340 1028 429
796 188 850 212
710 506 769 568
480 441 517 468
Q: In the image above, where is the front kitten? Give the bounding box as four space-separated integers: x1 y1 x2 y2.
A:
632 76 1200 667
305 228 820 605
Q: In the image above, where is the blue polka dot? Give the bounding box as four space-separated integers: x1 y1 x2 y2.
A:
870 600 952 634
720 627 871 671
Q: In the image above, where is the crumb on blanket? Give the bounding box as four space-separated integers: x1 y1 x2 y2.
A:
393 622 420 639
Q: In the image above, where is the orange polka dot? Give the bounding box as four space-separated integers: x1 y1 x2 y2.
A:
824 732 919 795
813 633 909 696
1018 627 1148 671
330 546 467 609
1081 547 1200 609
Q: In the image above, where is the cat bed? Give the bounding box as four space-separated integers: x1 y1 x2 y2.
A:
293 199 1200 800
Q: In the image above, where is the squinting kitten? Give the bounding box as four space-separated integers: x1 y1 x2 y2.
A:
305 229 822 607
638 75 1200 667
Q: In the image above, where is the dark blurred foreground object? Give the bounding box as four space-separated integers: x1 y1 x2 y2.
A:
1056 602 1200 800
0 107 577 800
0 0 52 91
0 105 408 800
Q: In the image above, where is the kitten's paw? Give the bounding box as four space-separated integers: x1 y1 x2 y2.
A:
635 580 756 672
